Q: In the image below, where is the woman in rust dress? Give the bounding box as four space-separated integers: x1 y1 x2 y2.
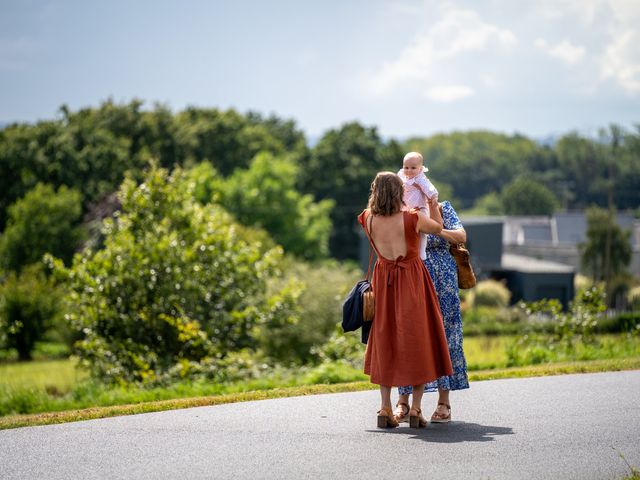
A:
358 172 453 428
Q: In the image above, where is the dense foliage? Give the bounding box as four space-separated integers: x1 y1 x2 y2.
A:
297 122 403 259
0 265 63 361
0 183 84 272
0 100 308 230
50 166 301 384
501 177 559 215
580 207 632 282
189 154 334 260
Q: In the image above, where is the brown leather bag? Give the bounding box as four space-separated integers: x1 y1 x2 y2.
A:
362 215 376 322
449 243 476 289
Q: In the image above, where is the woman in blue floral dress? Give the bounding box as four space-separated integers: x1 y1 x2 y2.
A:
394 200 469 423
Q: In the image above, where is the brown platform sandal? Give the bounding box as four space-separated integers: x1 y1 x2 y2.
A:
409 408 428 428
393 402 410 423
377 407 399 428
430 403 451 423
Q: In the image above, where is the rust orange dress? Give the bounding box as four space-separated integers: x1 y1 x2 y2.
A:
358 210 453 387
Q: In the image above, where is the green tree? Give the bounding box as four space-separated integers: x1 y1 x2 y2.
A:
0 100 309 229
471 192 504 215
406 131 550 209
300 122 403 259
174 108 307 176
205 153 334 259
0 183 84 272
0 264 62 361
51 166 300 384
579 206 632 284
501 177 559 215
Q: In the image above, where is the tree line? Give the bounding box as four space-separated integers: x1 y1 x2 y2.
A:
1 101 638 262
0 99 638 370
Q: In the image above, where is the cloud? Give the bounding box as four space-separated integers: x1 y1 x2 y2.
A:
535 38 586 65
533 0 640 94
424 85 475 102
601 29 640 93
366 7 516 96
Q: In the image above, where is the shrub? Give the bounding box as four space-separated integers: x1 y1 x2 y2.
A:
462 306 528 336
256 258 361 364
50 165 299 384
472 280 511 308
312 327 365 368
0 264 63 360
0 183 84 272
188 155 334 260
506 286 608 366
628 286 640 310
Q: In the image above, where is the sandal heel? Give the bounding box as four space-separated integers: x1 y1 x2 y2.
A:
377 415 389 428
409 409 427 428
376 408 399 428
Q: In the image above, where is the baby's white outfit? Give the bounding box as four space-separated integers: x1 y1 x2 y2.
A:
397 169 438 260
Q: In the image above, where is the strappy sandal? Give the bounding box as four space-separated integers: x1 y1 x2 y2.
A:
409 408 428 428
377 407 399 428
393 402 410 423
430 403 451 423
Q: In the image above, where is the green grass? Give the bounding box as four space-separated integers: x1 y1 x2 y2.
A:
0 358 87 392
1 356 638 430
1 333 638 427
464 335 511 369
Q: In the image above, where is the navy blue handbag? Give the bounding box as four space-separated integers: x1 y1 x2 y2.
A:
341 217 375 344
342 279 373 343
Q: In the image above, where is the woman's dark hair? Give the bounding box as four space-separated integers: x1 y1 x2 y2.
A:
367 172 404 216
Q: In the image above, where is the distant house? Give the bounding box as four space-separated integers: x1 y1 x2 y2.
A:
503 212 640 275
358 214 576 308
463 217 575 309
358 210 639 308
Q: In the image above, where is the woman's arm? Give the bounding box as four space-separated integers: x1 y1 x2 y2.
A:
438 227 467 244
416 195 443 234
416 212 442 234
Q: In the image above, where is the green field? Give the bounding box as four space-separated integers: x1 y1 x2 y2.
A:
0 359 87 392
0 333 638 422
0 336 511 393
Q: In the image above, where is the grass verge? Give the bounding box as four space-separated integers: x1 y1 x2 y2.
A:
1 356 638 431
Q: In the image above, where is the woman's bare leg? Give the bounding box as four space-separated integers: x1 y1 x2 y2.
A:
438 388 450 408
380 385 392 411
410 384 425 413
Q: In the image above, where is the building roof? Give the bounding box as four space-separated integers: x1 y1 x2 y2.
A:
501 253 574 273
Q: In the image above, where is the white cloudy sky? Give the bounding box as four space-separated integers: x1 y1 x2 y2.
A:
1 0 639 138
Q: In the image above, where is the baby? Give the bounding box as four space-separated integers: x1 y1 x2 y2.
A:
397 151 438 260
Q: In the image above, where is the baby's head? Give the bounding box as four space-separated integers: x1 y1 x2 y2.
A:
402 152 427 179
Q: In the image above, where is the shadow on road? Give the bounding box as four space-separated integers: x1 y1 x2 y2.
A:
366 422 514 443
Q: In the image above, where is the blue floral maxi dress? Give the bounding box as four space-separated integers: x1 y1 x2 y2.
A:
399 201 469 394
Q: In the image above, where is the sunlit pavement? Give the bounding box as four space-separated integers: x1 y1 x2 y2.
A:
1 370 639 479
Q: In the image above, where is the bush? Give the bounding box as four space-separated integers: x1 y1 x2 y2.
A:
189 155 334 260
0 183 84 272
50 165 300 384
597 312 640 334
628 286 640 310
256 259 361 364
0 264 63 360
462 306 528 336
312 327 365 368
506 286 608 366
472 280 511 308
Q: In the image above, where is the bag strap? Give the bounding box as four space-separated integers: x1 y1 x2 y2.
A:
363 213 377 282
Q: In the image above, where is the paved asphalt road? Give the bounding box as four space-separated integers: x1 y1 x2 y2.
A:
1 370 639 480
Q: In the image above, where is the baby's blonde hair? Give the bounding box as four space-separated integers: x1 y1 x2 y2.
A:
403 151 423 164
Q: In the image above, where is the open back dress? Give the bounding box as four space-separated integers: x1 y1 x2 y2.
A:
358 209 453 387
